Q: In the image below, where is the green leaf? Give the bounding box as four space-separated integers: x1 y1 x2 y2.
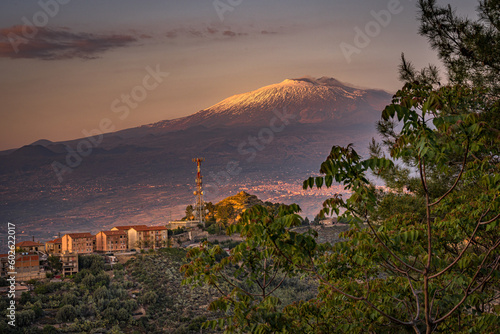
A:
325 175 333 187
315 177 324 188
308 177 314 189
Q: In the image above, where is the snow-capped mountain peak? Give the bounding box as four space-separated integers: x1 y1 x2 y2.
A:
145 76 391 131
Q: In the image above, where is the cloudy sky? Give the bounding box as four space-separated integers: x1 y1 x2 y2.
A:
0 0 477 150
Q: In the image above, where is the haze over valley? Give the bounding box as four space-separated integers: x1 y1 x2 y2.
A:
0 77 391 242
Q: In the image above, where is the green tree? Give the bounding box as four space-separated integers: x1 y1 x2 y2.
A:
61 292 78 306
47 255 62 273
20 291 32 304
16 309 35 327
94 286 109 300
102 307 118 322
205 201 216 220
117 307 130 322
95 272 111 287
79 254 104 274
139 291 158 305
81 273 96 289
182 1 499 333
182 204 305 333
56 305 77 322
418 0 500 95
32 300 44 318
216 204 235 233
184 204 194 221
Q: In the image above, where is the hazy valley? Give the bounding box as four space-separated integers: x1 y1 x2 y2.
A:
0 77 391 242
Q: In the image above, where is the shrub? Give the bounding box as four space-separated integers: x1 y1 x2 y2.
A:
17 309 36 327
20 291 32 304
138 291 157 305
78 254 104 274
81 273 96 289
60 292 78 306
95 272 110 287
74 269 91 283
32 301 44 318
102 307 118 322
56 305 77 322
117 307 130 321
93 286 109 300
113 263 124 271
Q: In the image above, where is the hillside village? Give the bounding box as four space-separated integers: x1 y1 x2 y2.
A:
0 191 292 283
0 191 347 333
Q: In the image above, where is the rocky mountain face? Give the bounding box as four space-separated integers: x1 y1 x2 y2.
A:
0 77 392 241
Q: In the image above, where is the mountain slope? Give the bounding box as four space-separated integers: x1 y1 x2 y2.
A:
139 77 391 133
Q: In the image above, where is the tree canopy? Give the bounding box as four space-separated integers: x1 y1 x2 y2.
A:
182 1 499 333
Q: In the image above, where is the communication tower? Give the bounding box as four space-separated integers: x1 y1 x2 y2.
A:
192 158 205 226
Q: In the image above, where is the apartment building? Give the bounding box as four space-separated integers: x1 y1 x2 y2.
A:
60 251 79 277
61 233 95 254
45 238 62 255
130 226 168 249
110 225 148 249
2 253 43 281
95 230 128 253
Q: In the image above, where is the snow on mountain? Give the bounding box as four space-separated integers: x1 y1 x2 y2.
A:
142 77 391 132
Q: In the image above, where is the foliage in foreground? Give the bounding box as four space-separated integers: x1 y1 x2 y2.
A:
182 83 500 334
182 204 319 333
182 1 500 333
2 249 227 334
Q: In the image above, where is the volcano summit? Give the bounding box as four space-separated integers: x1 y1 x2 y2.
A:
138 77 390 133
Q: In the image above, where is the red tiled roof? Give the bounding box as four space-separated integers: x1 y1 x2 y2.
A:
133 226 167 231
112 225 148 230
16 241 44 247
46 238 62 244
100 230 127 236
66 233 94 239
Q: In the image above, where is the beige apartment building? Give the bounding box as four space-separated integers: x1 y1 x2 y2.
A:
110 225 168 249
110 225 148 249
95 230 128 253
130 226 168 249
61 233 95 254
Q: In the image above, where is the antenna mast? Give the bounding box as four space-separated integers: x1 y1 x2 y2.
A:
192 158 205 227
